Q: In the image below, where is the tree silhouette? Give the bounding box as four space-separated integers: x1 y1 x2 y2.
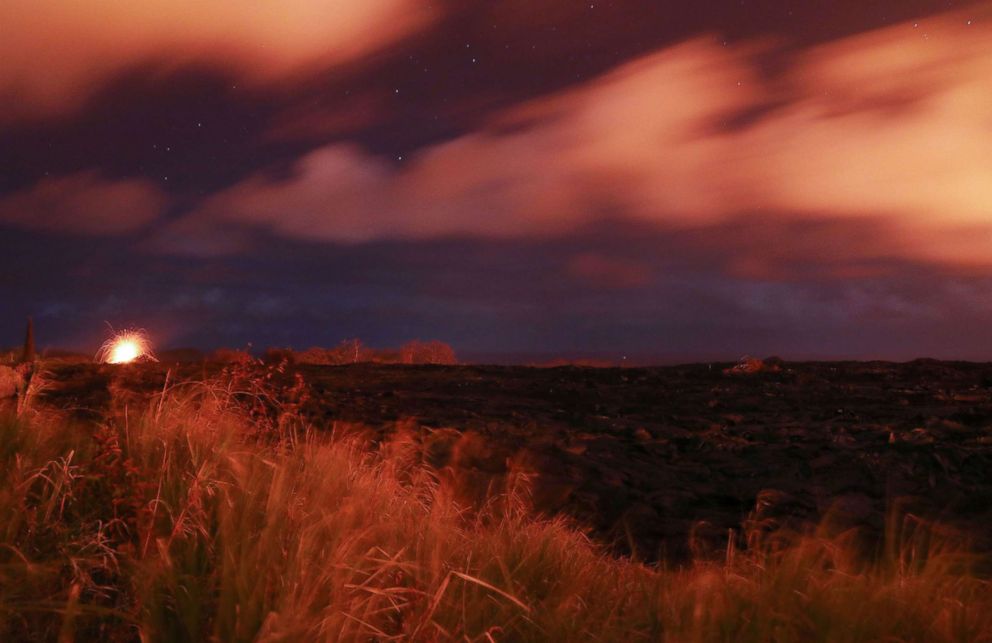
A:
20 317 35 363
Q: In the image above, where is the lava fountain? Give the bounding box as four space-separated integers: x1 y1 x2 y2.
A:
96 329 156 364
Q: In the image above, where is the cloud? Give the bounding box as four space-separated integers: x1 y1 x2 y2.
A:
0 0 433 119
172 9 992 271
0 171 166 235
566 253 652 289
174 145 396 246
727 14 992 265
170 39 761 245
14 217 992 358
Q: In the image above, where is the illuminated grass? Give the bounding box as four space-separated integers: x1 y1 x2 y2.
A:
0 382 989 641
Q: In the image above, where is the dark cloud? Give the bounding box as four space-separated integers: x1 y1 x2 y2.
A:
3 216 991 360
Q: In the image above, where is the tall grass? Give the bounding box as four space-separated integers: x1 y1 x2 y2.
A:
0 379 989 641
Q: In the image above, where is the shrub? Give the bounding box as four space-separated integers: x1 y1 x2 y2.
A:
399 340 457 365
262 347 296 366
296 339 372 365
210 348 254 364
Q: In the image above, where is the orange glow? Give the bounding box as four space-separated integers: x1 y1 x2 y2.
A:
0 0 433 120
97 330 156 364
180 8 992 267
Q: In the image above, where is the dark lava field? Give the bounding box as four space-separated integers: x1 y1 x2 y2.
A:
31 359 992 563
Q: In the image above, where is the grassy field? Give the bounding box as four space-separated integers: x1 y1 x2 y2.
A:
0 370 990 641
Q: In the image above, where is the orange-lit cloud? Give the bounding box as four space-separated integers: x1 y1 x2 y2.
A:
728 14 992 266
176 9 992 269
0 0 433 119
0 172 166 235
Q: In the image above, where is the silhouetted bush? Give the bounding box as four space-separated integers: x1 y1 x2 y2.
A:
296 339 372 365
210 348 254 364
293 339 457 365
263 347 296 365
399 340 458 365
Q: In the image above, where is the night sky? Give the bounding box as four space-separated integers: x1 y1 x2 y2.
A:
2 0 991 360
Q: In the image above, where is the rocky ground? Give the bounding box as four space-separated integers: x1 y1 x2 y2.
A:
18 358 992 563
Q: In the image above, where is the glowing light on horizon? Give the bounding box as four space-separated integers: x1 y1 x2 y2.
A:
96 329 156 364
